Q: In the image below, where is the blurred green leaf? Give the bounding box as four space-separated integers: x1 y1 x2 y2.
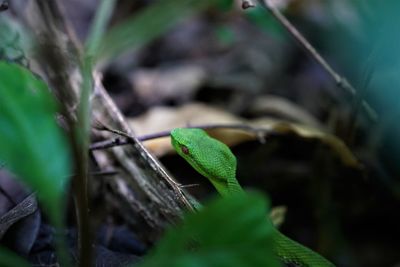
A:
80 0 118 158
215 25 236 46
215 0 234 12
0 16 31 65
246 7 285 40
137 192 278 267
99 0 231 63
85 0 116 58
0 62 71 222
0 246 30 267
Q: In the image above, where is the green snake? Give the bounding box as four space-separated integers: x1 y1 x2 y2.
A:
171 128 335 267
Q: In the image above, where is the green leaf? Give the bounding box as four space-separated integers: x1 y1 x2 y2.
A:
99 0 229 62
0 16 32 65
85 0 116 58
0 246 30 267
245 7 286 41
137 192 279 267
0 62 71 222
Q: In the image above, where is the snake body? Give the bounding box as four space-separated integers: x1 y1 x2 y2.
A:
171 128 335 267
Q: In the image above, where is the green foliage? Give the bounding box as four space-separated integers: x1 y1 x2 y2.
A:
0 247 30 267
85 0 116 58
0 16 31 65
215 25 236 47
245 7 285 40
80 0 117 156
137 192 279 267
215 0 234 12
99 0 233 62
0 62 71 224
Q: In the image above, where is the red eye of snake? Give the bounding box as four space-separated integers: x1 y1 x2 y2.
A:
181 145 189 155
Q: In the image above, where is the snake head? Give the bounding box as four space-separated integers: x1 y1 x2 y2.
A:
171 128 237 195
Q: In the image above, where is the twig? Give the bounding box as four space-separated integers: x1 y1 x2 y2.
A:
90 137 125 150
90 169 119 176
93 121 362 168
252 0 378 121
180 183 200 189
91 123 269 151
0 193 38 238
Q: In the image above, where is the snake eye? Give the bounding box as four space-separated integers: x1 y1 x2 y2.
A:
181 145 189 155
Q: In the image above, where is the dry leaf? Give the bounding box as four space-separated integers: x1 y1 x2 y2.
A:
129 103 359 168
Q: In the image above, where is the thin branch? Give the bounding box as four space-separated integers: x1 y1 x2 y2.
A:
90 123 269 151
253 0 378 121
90 137 125 150
90 128 171 150
90 169 119 176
